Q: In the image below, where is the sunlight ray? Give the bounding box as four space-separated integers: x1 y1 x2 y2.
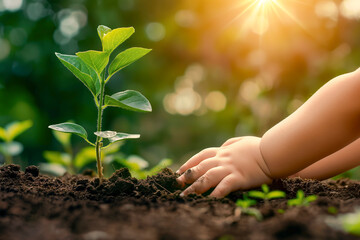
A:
272 0 306 30
229 0 307 35
227 0 262 26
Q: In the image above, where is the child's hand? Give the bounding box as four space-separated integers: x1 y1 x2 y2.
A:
176 136 273 197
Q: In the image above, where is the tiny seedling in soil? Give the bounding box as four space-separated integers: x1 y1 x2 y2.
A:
247 184 286 201
235 193 263 221
49 25 152 181
326 208 360 237
328 206 338 215
287 190 317 207
0 120 33 165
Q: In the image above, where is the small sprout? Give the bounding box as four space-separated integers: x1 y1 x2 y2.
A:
248 184 286 201
235 193 263 221
0 120 33 164
328 206 338 215
287 190 317 207
236 193 257 209
326 208 360 237
50 25 152 181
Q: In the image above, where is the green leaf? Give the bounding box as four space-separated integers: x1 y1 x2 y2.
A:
0 142 23 156
108 133 140 143
287 199 301 207
305 195 317 203
55 53 100 96
108 47 151 77
43 151 71 166
4 120 33 142
248 191 266 200
49 123 88 142
261 184 269 193
94 131 117 138
97 25 112 41
236 198 256 209
76 50 109 75
236 199 248 208
104 90 152 112
243 208 263 221
0 128 6 141
267 191 286 200
296 190 305 200
101 27 135 53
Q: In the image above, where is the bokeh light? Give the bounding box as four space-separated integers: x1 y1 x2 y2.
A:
0 38 10 61
26 2 48 21
145 22 166 42
204 91 227 112
9 28 27 46
2 0 23 12
175 10 198 28
340 0 360 19
315 1 338 20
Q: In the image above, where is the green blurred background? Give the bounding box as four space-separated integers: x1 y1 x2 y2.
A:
0 0 359 176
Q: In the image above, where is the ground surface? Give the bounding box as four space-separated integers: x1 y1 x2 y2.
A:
0 164 359 240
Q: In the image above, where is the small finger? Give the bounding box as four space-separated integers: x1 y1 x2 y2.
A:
210 174 240 198
176 147 218 174
181 167 227 196
177 158 218 187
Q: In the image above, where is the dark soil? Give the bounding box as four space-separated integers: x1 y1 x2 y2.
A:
0 164 360 240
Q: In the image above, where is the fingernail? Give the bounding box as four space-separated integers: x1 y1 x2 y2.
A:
176 170 180 174
180 192 184 197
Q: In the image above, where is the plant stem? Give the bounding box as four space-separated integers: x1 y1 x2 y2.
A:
95 75 106 181
64 145 76 174
4 155 12 165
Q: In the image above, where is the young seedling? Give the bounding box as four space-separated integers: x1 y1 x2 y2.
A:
0 120 33 164
248 184 286 201
49 25 152 181
287 190 317 207
235 193 263 221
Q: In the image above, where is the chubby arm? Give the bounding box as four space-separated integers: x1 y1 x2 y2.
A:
177 68 360 198
291 138 360 180
261 68 360 178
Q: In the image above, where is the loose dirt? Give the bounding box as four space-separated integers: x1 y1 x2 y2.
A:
0 164 359 240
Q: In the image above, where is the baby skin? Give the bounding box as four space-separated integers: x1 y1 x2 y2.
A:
177 68 360 198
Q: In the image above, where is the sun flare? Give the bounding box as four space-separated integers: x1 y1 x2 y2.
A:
258 0 275 6
231 0 304 35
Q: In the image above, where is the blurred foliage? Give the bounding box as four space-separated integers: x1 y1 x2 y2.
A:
41 130 123 176
0 0 359 177
327 208 360 236
109 156 172 179
0 120 32 165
